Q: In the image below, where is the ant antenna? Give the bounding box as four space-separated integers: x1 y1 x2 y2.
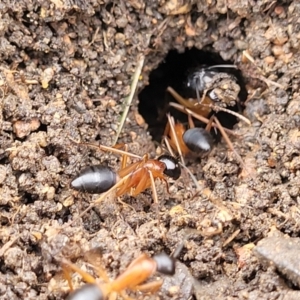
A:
207 64 237 70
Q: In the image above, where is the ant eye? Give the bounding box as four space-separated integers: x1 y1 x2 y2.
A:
183 128 214 153
153 253 176 275
157 155 181 180
67 283 103 300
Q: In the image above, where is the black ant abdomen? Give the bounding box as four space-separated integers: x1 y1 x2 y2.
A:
157 155 181 180
153 253 176 276
71 165 117 194
183 128 214 153
67 283 104 300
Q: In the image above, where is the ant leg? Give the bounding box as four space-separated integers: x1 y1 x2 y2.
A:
148 170 160 221
179 163 201 192
163 136 176 158
69 138 142 159
166 114 185 165
187 112 195 129
212 116 249 174
169 102 237 136
117 197 136 212
67 173 133 226
61 260 97 284
118 155 148 179
167 86 211 117
130 168 148 197
134 280 163 293
62 265 74 291
208 103 251 125
205 115 214 132
167 86 195 110
162 116 176 156
117 143 129 170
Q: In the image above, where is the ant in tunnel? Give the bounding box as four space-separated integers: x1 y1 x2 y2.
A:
69 140 181 221
167 86 250 126
62 244 184 300
167 64 250 125
186 64 241 107
165 87 250 171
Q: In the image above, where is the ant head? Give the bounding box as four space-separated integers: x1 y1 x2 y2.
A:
67 283 104 300
158 155 181 180
183 128 214 153
153 253 176 275
186 66 217 91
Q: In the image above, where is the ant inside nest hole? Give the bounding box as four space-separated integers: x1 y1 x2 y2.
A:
138 48 248 168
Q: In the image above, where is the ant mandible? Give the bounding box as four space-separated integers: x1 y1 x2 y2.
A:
69 140 181 220
62 249 180 300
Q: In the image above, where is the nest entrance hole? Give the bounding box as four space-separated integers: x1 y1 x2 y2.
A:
138 47 247 142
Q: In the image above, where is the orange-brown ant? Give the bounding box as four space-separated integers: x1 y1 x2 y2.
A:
165 87 250 171
62 245 184 300
69 140 181 220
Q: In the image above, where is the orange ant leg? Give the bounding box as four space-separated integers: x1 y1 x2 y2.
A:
61 260 97 284
206 103 251 125
148 170 158 205
167 86 211 117
162 116 177 160
166 113 185 165
68 173 133 226
62 265 75 291
117 155 148 179
187 112 195 129
205 115 214 132
212 116 249 174
69 138 142 160
133 280 163 293
128 168 149 197
169 102 238 136
164 114 203 190
108 143 130 170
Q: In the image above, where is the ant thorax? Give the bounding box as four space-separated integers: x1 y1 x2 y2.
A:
186 66 240 107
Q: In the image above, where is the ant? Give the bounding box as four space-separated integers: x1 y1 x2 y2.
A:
167 86 250 126
69 140 181 221
165 87 250 171
186 64 241 107
62 245 184 300
167 64 250 125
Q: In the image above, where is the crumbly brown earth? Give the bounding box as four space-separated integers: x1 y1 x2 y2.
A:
0 1 300 300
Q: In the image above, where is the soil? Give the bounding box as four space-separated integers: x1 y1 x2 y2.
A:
0 1 300 300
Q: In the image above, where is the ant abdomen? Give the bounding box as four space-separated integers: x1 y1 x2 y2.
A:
183 128 214 153
153 253 176 275
67 283 104 300
71 165 117 194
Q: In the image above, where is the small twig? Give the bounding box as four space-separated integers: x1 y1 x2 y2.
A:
242 50 284 89
113 54 145 145
0 235 20 257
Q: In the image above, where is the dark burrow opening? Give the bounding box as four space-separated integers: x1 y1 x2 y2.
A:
138 48 247 143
